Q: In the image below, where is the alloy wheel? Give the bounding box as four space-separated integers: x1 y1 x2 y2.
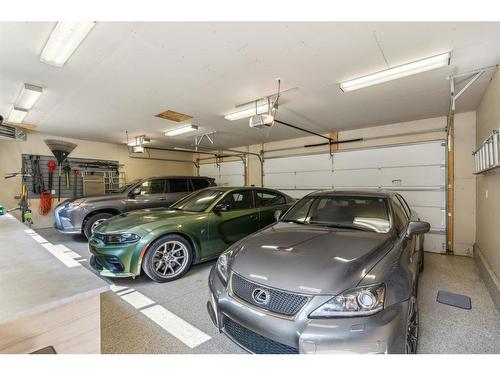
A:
405 296 419 354
152 240 188 278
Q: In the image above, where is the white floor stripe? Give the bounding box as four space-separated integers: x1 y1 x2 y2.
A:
120 291 155 309
31 234 48 244
141 304 211 348
40 243 81 268
77 258 87 262
116 288 135 296
110 284 128 292
24 229 35 234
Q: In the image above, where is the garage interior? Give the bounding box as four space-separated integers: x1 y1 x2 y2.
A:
1 21 500 355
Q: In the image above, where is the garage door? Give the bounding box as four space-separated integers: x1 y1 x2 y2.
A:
263 141 447 253
199 160 245 187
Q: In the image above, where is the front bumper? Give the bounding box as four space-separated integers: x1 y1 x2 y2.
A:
54 205 83 234
88 238 143 278
208 267 408 354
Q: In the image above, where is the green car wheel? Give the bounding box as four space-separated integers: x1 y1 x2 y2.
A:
142 234 193 282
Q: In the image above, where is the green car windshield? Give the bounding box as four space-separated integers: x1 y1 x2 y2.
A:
171 189 224 212
282 196 390 233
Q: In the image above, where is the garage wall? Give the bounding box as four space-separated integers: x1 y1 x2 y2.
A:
0 131 195 228
476 70 500 283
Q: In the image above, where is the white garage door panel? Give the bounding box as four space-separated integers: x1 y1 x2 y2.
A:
264 171 332 189
395 190 445 208
265 154 332 173
264 141 447 253
199 161 245 187
423 233 446 253
333 142 445 169
412 207 446 230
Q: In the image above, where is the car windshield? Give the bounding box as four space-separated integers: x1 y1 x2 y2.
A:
170 189 224 212
112 179 142 193
281 195 390 233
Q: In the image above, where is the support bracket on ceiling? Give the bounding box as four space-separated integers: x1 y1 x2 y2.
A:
447 64 498 117
194 131 216 150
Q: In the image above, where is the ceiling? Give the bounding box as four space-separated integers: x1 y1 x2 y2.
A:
1 22 499 149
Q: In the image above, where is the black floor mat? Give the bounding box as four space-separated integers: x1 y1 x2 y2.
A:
437 290 472 310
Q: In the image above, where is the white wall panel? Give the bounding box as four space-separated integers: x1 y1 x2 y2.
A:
264 141 447 253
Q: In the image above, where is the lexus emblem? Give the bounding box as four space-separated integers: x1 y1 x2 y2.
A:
252 288 270 305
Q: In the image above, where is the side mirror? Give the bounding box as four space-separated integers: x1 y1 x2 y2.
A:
129 187 141 198
274 210 282 221
405 221 430 238
214 203 230 212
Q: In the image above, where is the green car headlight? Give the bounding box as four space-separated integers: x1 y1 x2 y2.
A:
104 233 141 245
309 284 385 318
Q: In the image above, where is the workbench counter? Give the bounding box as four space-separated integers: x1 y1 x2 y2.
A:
0 214 109 353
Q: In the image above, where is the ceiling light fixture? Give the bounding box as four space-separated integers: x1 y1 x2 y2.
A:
15 84 43 110
40 21 96 67
165 124 198 137
8 107 29 123
339 52 451 92
224 102 271 121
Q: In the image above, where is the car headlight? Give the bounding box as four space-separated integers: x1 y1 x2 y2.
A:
66 199 84 209
104 233 141 245
309 284 385 318
216 252 230 284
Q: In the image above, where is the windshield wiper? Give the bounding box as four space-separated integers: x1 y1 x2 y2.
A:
309 222 370 231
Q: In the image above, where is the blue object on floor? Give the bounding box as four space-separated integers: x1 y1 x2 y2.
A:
437 290 472 310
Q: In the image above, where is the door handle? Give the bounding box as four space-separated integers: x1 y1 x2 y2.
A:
159 197 167 201
250 214 258 220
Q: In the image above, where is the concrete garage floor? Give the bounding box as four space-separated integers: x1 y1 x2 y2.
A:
35 227 500 354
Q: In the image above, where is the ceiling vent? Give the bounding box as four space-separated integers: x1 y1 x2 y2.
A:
0 123 27 141
156 110 193 122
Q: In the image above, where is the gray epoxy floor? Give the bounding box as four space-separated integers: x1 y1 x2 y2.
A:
36 228 500 354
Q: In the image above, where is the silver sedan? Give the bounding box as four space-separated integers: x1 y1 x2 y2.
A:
208 190 430 354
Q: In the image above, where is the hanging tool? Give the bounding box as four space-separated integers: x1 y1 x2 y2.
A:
29 155 45 194
72 168 80 198
39 160 57 216
19 157 30 223
44 140 77 202
63 160 72 189
47 160 56 191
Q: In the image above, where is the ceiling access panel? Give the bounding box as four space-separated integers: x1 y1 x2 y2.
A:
263 140 447 253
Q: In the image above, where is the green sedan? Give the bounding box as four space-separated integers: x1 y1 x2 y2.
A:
89 187 294 282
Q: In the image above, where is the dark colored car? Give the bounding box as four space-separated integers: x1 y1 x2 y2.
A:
208 190 430 354
54 176 215 238
88 187 295 282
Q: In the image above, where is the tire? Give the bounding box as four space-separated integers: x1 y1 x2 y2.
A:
405 296 419 354
83 213 113 239
142 234 193 283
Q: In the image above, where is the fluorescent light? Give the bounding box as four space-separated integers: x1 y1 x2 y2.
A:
340 52 450 92
15 83 43 110
224 102 271 121
40 22 96 67
8 107 28 123
165 124 198 137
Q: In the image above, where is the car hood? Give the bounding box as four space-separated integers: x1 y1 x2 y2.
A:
95 208 200 233
59 193 127 207
230 222 394 296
